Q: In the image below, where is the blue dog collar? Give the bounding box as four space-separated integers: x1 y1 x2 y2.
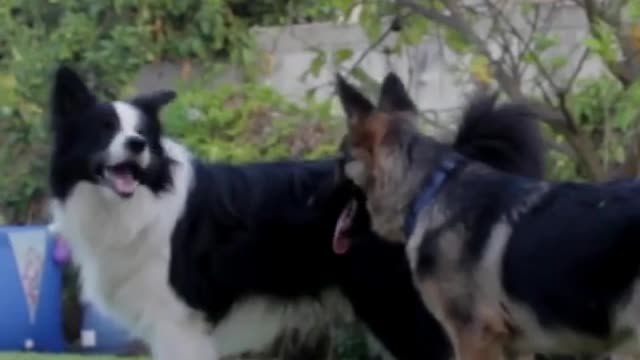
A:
404 159 458 238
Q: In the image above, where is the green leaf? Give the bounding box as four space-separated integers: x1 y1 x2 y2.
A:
547 55 568 71
532 33 559 53
359 4 382 40
309 49 327 78
629 1 640 20
241 47 255 65
333 0 354 14
469 55 492 84
400 16 430 46
613 145 625 163
305 87 318 101
10 46 23 61
334 48 354 64
615 106 637 129
583 36 602 53
443 28 469 53
520 1 534 15
588 20 619 63
522 50 537 65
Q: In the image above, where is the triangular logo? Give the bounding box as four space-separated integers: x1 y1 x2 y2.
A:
8 229 47 324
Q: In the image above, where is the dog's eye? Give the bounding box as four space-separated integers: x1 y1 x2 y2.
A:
136 126 149 136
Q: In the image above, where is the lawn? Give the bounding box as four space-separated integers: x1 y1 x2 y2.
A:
0 354 146 360
0 351 287 360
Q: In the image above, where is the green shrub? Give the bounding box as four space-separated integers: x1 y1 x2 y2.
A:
164 82 342 162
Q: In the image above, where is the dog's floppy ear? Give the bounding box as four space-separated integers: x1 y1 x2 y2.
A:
130 90 177 115
377 72 416 113
51 66 96 120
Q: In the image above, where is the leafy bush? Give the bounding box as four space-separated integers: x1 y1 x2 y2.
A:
164 82 342 162
546 76 640 181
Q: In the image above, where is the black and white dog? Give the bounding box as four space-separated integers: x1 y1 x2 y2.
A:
48 66 544 360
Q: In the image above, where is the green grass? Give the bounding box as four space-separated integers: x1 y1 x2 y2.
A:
0 353 146 360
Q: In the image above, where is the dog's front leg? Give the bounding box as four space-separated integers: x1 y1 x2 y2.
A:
450 321 506 360
149 322 219 360
417 279 507 360
450 302 514 360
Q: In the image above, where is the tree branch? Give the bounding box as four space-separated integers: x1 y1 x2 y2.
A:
485 0 590 135
572 0 620 27
484 0 561 93
397 0 525 97
395 0 461 30
575 0 633 86
396 0 607 180
517 4 543 72
347 15 405 74
617 127 640 178
545 138 576 157
320 15 408 97
564 47 590 92
479 0 521 79
564 131 606 180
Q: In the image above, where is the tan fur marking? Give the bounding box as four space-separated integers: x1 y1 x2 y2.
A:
453 322 506 360
416 219 515 360
445 292 510 360
350 112 390 155
417 279 451 337
418 279 508 360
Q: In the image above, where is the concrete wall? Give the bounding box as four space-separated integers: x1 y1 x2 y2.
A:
133 2 608 135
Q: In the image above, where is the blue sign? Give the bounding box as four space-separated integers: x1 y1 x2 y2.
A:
0 226 66 352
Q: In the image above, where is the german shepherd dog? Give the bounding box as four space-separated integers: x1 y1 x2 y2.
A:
335 72 640 360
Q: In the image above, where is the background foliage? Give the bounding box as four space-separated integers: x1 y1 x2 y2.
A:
2 0 640 358
165 81 340 162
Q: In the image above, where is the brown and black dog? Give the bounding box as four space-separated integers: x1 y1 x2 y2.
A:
334 72 640 360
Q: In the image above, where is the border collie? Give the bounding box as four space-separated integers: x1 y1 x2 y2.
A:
48 66 544 360
336 71 640 359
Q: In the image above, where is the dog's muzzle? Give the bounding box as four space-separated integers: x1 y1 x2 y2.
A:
100 135 150 198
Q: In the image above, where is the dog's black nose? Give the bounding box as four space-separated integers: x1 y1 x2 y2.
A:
125 136 147 154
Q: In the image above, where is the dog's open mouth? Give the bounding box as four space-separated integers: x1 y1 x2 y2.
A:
332 199 357 255
102 162 143 198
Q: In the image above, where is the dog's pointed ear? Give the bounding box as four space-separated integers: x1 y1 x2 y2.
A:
377 72 416 113
336 74 374 127
130 90 177 115
51 66 96 119
336 74 390 157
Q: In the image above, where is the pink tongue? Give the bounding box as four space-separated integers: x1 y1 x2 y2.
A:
112 172 136 195
333 233 350 255
332 204 354 255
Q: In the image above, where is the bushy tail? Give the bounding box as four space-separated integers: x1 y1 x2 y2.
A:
453 94 545 179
